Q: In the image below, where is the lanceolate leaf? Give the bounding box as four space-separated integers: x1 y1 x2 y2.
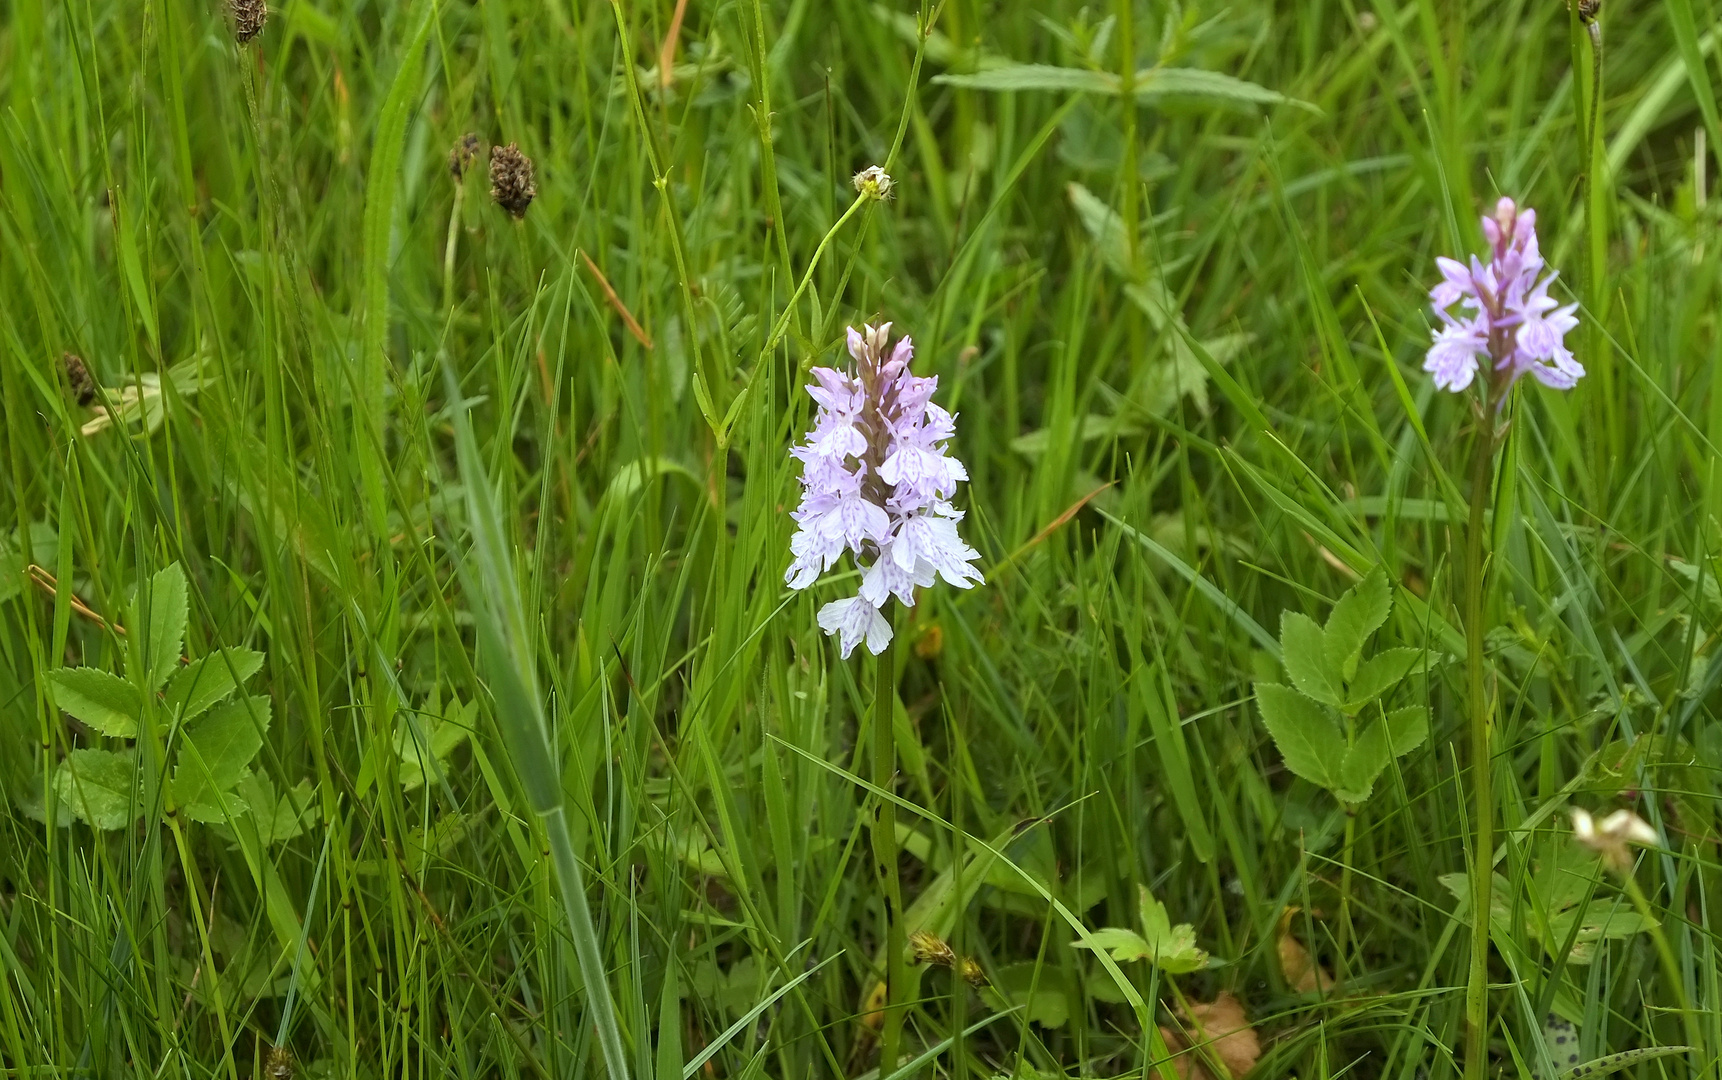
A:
134 563 188 692
47 667 142 737
163 647 265 724
1344 647 1422 710
1255 682 1343 790
1383 706 1429 756
933 64 1119 95
1323 567 1390 682
1132 67 1314 111
1280 611 1341 706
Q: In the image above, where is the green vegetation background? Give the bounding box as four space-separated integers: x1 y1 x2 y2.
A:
2 0 1721 1076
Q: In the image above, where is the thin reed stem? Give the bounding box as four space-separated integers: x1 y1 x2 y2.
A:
1621 868 1704 1061
872 633 905 1075
1462 397 1498 1080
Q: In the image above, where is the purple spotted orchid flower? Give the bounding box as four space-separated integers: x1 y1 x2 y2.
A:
786 323 983 658
1424 197 1583 397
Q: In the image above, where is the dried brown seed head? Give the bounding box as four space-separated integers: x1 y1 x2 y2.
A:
63 353 96 406
1577 0 1599 22
489 143 537 219
449 133 481 182
230 0 267 44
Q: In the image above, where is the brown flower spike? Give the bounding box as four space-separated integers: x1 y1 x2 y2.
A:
489 143 536 219
449 133 481 182
63 353 96 407
230 0 267 44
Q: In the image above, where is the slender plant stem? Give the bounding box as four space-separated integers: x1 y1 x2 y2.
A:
872 634 906 1075
442 181 465 312
1337 806 1357 972
542 806 632 1080
1620 869 1704 1060
1462 402 1497 1080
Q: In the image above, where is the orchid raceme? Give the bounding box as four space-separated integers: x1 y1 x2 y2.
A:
787 323 983 658
1424 197 1583 396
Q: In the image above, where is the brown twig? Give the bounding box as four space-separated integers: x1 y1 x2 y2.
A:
29 565 127 635
580 251 654 349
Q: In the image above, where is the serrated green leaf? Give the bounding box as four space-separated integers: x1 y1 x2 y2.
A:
1383 706 1429 756
1344 647 1421 710
933 63 1119 95
1255 682 1343 790
47 667 142 737
1339 719 1392 802
132 563 188 692
163 647 264 723
1135 884 1208 972
1073 927 1153 963
180 782 250 824
235 773 317 843
171 696 271 812
396 697 475 792
1280 611 1341 706
52 749 140 830
1323 567 1390 682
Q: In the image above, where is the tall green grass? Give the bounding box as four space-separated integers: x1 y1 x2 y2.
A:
2 0 1721 1077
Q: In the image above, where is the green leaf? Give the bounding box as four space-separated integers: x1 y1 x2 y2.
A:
52 749 140 830
1323 567 1390 682
47 667 142 737
1255 682 1343 790
1280 611 1341 706
236 773 317 844
1338 720 1392 803
1558 1046 1697 1080
163 647 264 723
1383 706 1429 756
1074 927 1153 963
1135 884 1208 972
1132 67 1314 112
132 563 188 692
396 696 476 792
171 696 271 813
933 64 1119 95
991 964 1072 1028
1344 647 1421 710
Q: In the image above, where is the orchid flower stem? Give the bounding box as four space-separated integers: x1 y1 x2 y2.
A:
1620 868 1704 1062
1462 394 1499 1080
871 632 906 1075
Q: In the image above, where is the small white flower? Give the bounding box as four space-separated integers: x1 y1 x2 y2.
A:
1571 806 1659 872
818 596 893 658
852 165 894 201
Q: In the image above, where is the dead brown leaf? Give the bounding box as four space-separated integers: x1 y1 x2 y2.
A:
1276 908 1337 994
1159 991 1261 1080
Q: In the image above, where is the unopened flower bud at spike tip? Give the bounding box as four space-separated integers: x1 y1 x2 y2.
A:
449 133 481 182
230 0 267 44
853 166 894 201
787 322 983 659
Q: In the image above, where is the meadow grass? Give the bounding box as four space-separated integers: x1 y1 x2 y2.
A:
3 0 1722 1077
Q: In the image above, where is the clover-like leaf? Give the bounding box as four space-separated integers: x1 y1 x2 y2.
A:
1135 884 1209 973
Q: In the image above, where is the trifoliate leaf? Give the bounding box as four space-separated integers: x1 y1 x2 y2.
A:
47 667 142 737
1135 884 1209 972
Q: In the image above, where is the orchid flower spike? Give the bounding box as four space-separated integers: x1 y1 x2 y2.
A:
1424 197 1583 398
786 323 983 658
